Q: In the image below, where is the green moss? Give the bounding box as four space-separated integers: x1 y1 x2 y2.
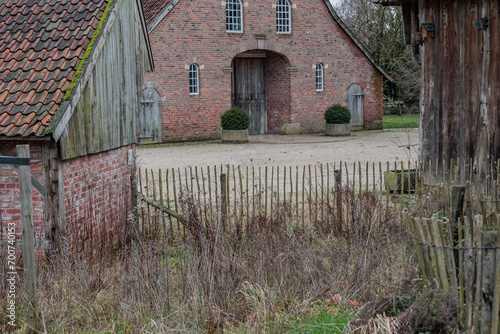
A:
63 0 114 101
42 0 114 136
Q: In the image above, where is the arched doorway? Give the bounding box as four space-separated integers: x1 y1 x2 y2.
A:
347 84 364 129
232 50 291 134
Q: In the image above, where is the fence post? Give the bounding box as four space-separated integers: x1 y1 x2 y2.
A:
220 173 227 232
335 169 342 235
481 231 497 334
491 215 500 333
17 145 37 333
451 185 466 244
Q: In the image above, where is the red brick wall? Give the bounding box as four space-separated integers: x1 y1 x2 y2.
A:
144 0 384 141
0 143 134 258
62 145 134 254
266 52 291 133
0 143 46 259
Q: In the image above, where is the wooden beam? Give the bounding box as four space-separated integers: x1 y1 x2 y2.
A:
0 145 45 196
17 145 37 334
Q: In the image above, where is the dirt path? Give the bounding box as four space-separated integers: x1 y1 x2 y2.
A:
136 130 419 170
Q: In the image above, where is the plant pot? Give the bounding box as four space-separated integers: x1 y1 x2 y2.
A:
384 169 418 193
325 123 350 136
221 129 249 143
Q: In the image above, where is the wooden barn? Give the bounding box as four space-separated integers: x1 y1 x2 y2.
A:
140 0 393 143
379 0 500 174
0 0 153 256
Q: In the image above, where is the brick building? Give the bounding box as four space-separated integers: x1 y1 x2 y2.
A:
0 0 153 256
140 0 393 143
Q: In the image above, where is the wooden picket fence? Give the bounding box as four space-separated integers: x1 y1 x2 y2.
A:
135 159 500 329
136 159 500 237
404 213 500 333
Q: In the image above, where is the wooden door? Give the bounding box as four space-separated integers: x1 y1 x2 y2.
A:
347 84 364 128
139 88 162 143
233 58 266 134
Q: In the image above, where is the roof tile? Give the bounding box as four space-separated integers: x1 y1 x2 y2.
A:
141 0 171 26
0 0 108 137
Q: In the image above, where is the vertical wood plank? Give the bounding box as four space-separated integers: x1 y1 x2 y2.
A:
265 166 268 219
302 166 305 225
221 173 227 232
208 166 213 222
490 215 500 334
290 166 293 223
238 166 243 223
172 168 180 234
473 215 485 333
201 167 207 223
252 166 255 221
321 163 324 221
246 166 249 232
166 169 173 232
335 168 342 236
17 145 37 334
309 165 312 224
233 165 237 222
430 217 450 292
480 231 497 334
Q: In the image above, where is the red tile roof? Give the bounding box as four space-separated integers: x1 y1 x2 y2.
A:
0 0 108 137
142 0 171 25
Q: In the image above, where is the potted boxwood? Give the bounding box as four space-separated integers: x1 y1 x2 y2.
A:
325 104 351 136
221 106 250 143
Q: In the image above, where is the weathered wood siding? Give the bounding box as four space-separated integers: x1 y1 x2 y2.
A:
415 0 500 172
139 88 162 143
59 0 148 160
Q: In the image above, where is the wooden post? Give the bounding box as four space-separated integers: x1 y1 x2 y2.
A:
480 231 497 334
220 173 227 232
491 215 500 334
17 145 37 333
335 169 342 235
451 185 466 245
473 215 485 333
131 164 139 236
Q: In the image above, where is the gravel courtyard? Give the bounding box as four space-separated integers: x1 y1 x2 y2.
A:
136 129 419 170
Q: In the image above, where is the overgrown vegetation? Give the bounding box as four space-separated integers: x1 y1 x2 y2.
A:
6 163 497 332
325 104 351 124
221 106 250 130
1 187 417 333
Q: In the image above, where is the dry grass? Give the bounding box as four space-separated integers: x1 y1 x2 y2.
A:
1 188 417 333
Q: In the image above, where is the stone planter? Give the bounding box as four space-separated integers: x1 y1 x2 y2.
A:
325 123 350 136
221 129 249 143
384 169 418 193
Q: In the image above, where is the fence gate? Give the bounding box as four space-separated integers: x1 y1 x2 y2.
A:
139 88 162 144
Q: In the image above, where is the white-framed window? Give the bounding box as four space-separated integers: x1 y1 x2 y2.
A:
189 64 199 95
316 63 324 91
276 0 291 33
226 0 243 33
